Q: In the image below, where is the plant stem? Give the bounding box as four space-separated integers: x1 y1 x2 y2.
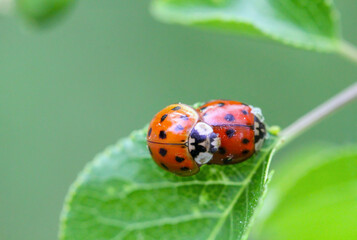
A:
279 82 357 146
338 41 357 65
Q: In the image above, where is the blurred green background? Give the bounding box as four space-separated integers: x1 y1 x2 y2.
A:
1 0 356 239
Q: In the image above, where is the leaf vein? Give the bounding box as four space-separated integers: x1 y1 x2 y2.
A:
206 149 272 240
112 212 222 240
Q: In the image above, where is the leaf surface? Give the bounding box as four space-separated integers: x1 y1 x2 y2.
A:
59 127 277 240
151 0 341 51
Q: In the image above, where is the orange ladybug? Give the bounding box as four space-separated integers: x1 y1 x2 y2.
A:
147 104 220 176
197 100 266 165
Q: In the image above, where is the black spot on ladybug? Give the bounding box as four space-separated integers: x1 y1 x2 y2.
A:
148 146 153 155
175 124 184 131
242 138 250 144
172 106 181 111
161 163 169 170
241 110 248 115
242 150 250 155
224 114 235 122
147 128 152 137
226 129 235 138
200 106 207 111
181 145 186 148
218 147 226 155
180 115 189 120
159 131 167 139
175 156 185 163
181 167 190 171
161 114 168 122
218 102 225 107
159 148 167 156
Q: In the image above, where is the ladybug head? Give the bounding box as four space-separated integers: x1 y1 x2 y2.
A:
188 122 221 165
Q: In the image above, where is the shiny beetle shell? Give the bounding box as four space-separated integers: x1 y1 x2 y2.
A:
147 104 200 176
197 100 266 165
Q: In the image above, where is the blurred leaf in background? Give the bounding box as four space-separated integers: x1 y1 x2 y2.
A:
252 145 357 240
0 0 75 25
151 0 341 51
17 0 74 25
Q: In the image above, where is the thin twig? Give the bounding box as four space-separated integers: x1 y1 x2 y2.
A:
279 82 357 146
338 40 357 65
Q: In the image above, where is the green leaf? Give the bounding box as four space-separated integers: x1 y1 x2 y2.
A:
151 0 341 51
59 127 278 240
253 145 357 240
16 0 74 25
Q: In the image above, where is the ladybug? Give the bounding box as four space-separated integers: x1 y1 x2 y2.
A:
197 100 266 165
147 104 220 176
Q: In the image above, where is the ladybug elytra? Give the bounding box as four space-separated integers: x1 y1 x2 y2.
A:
147 100 266 176
197 100 266 165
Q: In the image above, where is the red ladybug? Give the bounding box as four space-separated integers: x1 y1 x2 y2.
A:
147 103 220 176
197 100 266 165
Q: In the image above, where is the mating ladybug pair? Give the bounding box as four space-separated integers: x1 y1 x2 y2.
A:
147 100 267 176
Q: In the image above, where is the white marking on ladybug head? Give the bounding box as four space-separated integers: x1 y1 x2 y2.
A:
194 152 213 165
254 121 261 136
188 122 221 165
254 116 266 151
211 136 220 152
250 105 264 122
195 121 212 135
